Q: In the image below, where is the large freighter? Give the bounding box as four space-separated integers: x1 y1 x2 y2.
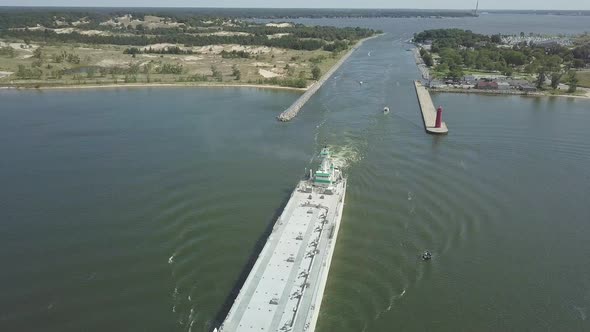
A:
217 147 347 332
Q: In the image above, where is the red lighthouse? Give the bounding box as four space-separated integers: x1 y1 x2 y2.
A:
435 106 443 128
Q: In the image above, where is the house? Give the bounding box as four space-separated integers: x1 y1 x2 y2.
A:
463 75 477 84
497 82 511 90
519 84 537 92
476 81 498 90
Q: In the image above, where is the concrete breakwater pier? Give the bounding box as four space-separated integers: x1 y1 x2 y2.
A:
414 80 449 134
411 47 430 80
277 36 379 121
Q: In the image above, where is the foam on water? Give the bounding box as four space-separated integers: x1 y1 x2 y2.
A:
574 306 587 321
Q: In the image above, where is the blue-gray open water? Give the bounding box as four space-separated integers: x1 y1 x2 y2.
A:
1 14 590 332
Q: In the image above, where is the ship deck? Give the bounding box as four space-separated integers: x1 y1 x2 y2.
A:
220 179 346 332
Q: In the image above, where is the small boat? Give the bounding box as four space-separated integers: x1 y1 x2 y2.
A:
422 251 432 260
359 81 363 85
383 106 390 114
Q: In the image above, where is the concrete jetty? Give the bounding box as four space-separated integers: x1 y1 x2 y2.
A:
411 47 430 80
277 36 379 122
413 80 449 134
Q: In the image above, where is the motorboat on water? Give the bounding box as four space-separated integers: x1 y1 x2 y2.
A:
383 106 390 114
422 251 432 260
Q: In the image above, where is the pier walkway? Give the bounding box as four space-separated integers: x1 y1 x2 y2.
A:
414 80 448 134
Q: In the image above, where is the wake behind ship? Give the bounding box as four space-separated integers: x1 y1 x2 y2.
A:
217 147 347 332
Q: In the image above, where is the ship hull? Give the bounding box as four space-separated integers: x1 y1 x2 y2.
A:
219 177 347 332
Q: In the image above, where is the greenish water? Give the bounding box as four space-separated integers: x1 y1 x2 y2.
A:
2 15 590 332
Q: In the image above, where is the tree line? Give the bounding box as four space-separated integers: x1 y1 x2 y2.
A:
0 8 473 30
415 29 589 69
124 46 193 55
414 29 491 50
220 50 250 59
1 29 335 51
223 25 375 42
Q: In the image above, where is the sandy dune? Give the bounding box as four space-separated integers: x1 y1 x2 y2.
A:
258 69 281 78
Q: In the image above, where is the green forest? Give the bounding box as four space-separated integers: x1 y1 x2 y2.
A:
414 29 590 90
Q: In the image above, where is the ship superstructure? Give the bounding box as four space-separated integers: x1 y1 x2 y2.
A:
218 147 347 332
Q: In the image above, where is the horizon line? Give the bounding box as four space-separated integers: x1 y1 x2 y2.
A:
0 6 589 11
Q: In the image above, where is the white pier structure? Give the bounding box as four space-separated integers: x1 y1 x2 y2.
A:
218 148 347 332
414 80 449 134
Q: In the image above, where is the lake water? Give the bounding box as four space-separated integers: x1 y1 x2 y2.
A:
1 14 590 332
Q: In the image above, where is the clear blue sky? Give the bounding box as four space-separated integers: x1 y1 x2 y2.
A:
0 0 589 10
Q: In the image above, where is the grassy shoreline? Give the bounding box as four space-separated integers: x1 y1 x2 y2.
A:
0 11 380 92
1 34 382 93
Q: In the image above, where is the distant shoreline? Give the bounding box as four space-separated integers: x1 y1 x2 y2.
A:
0 82 307 92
